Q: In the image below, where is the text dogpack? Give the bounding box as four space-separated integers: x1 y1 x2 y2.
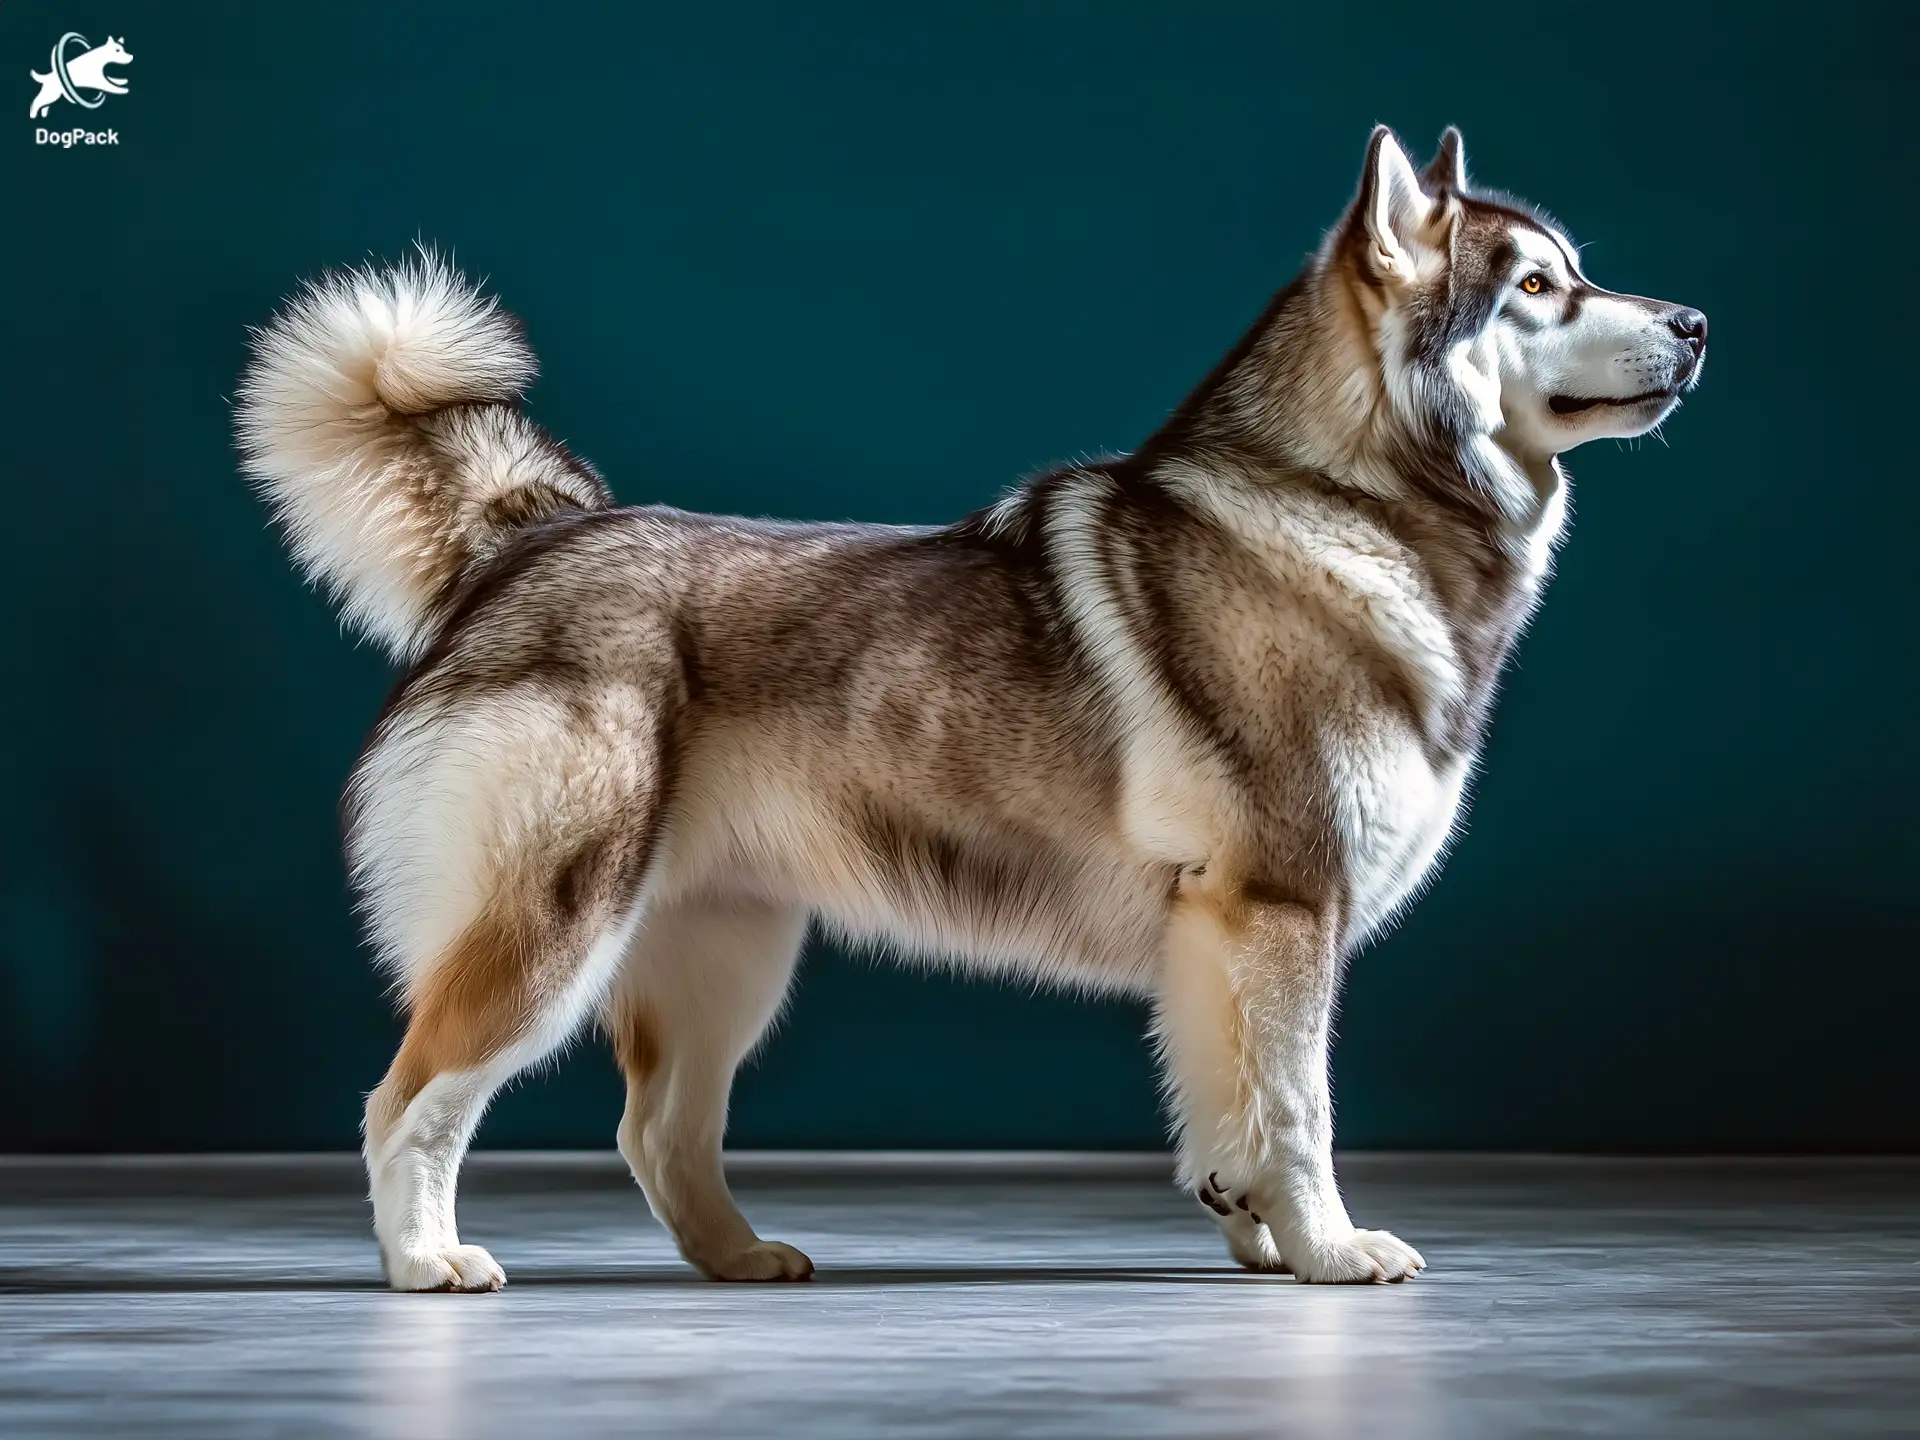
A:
36 126 118 147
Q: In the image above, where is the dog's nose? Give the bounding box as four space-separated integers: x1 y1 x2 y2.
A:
1668 307 1708 357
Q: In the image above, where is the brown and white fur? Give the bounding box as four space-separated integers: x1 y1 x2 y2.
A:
235 127 1706 1291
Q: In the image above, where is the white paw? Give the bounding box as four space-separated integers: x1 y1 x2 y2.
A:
1224 1219 1292 1274
385 1243 507 1293
1290 1228 1426 1284
696 1240 815 1282
1197 1173 1291 1274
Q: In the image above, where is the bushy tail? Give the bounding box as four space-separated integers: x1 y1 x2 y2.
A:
235 252 611 662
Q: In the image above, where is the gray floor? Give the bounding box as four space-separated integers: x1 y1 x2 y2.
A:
1 1155 1915 1438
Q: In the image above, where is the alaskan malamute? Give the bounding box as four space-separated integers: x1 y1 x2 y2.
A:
237 127 1706 1289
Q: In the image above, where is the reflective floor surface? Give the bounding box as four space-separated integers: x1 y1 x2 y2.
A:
2 1153 1915 1437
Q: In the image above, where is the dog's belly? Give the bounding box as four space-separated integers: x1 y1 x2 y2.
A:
1326 724 1470 945
658 733 1168 994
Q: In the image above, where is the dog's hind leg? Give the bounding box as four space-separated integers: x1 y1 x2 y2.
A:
606 898 813 1281
362 897 644 1291
354 674 676 1292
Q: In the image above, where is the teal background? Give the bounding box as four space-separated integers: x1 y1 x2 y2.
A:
2 1 1913 1153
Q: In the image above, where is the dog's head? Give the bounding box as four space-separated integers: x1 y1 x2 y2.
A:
98 36 133 66
1332 126 1706 461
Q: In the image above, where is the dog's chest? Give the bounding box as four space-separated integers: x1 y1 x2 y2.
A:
1326 721 1469 941
1205 510 1473 929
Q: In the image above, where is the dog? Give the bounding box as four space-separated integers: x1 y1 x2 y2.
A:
28 35 131 119
236 126 1706 1291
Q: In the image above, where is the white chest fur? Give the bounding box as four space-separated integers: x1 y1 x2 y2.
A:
1325 720 1470 946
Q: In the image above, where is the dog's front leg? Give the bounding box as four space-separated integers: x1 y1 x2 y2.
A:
1156 890 1425 1283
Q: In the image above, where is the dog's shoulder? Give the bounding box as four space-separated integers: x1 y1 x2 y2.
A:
1154 458 1466 727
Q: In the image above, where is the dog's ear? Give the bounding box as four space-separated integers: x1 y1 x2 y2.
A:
1353 126 1432 282
1423 126 1468 195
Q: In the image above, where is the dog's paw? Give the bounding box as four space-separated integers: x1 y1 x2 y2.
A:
1223 1220 1293 1274
1197 1173 1292 1274
697 1240 814 1283
1290 1228 1425 1284
385 1243 506 1293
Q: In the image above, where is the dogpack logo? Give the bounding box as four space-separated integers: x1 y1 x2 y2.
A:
29 32 131 147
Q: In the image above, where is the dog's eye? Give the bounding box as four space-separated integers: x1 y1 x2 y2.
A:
1519 273 1548 295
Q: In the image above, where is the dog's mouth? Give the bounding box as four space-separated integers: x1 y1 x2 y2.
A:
1547 389 1673 416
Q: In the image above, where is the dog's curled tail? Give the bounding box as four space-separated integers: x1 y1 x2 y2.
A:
236 252 611 662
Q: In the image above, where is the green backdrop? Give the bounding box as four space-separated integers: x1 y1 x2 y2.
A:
3 0 1913 1152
